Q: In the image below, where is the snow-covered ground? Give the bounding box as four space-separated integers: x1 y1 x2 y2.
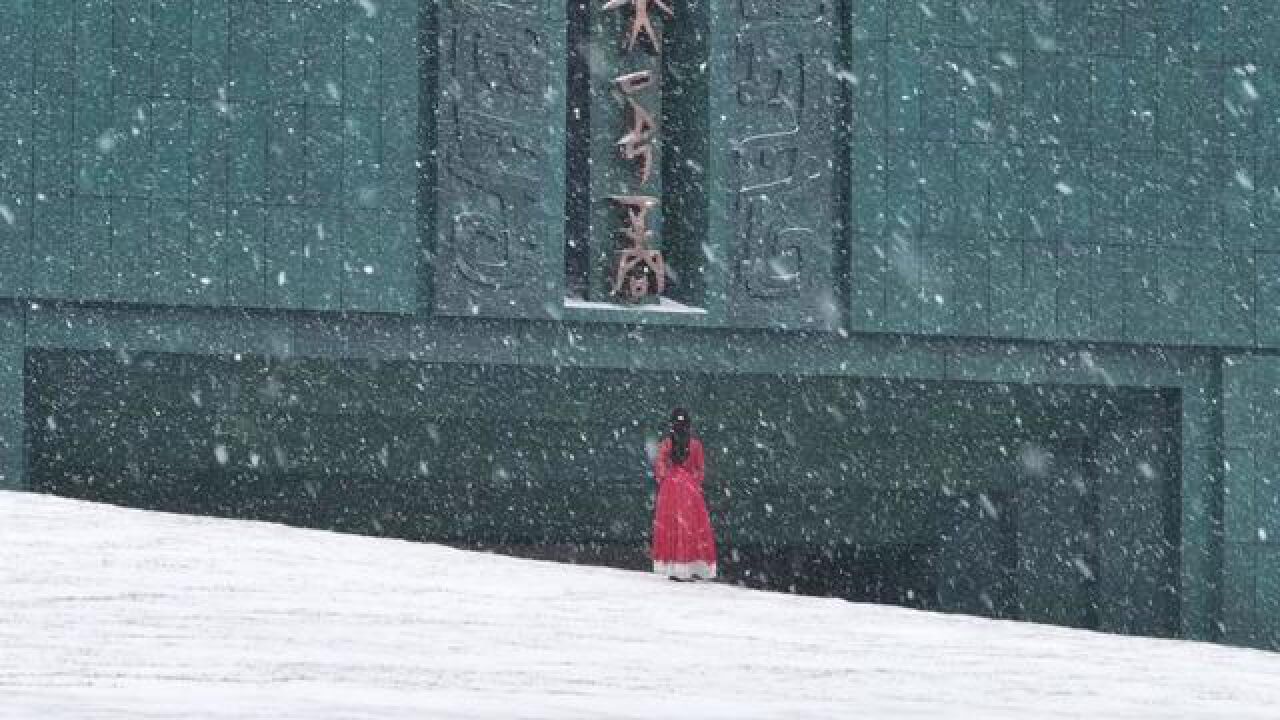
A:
1 491 1277 719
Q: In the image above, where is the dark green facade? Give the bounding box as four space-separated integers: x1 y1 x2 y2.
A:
1 1 1279 648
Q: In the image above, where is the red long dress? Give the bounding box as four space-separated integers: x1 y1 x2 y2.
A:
651 436 717 579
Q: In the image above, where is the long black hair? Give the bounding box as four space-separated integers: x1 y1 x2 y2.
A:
669 407 692 464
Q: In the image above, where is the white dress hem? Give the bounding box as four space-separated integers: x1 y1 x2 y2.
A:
654 561 717 580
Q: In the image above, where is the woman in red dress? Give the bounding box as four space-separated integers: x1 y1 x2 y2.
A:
651 408 717 581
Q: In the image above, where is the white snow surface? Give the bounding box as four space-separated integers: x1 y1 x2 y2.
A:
2 491 1278 719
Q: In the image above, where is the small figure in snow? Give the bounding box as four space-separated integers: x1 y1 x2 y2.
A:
651 408 717 581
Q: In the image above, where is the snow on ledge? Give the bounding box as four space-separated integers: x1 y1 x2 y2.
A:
564 297 708 315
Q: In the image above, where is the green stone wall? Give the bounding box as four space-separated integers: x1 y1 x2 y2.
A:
0 306 21 490
432 0 566 316
1222 355 1280 648
849 1 1271 347
0 0 419 313
1 1 1278 344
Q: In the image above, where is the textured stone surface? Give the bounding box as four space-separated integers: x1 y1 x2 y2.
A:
3 0 419 314
1221 354 1280 648
433 0 566 317
847 0 1267 347
711 0 839 329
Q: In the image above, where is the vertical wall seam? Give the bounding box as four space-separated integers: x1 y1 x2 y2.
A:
836 0 853 338
1209 351 1226 641
340 0 349 311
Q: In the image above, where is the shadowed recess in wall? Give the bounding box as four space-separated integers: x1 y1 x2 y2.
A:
26 349 1180 637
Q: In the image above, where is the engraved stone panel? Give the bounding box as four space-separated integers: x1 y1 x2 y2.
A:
715 0 837 328
435 0 566 317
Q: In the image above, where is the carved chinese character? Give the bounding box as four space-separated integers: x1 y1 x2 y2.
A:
617 98 657 184
734 132 811 197
610 195 659 246
609 195 666 301
612 246 667 300
449 11 547 108
602 0 674 53
739 196 806 298
613 70 654 95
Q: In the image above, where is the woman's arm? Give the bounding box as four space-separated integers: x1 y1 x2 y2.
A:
692 438 705 480
654 438 670 485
